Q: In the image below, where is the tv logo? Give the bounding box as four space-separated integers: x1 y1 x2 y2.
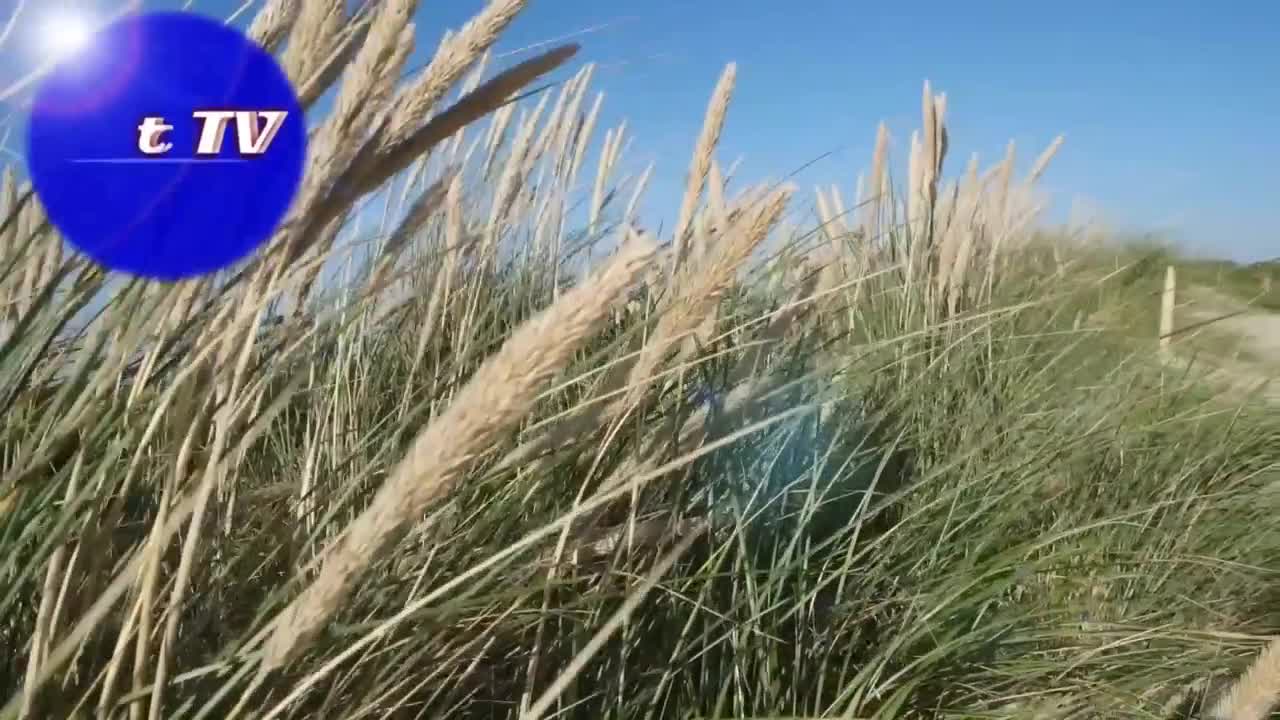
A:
137 110 289 157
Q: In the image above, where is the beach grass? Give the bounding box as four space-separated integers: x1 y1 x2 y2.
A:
0 2 1277 719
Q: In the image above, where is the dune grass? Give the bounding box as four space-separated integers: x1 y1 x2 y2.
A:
0 2 1278 719
1175 258 1280 312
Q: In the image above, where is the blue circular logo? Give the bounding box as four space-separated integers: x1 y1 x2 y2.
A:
25 11 307 280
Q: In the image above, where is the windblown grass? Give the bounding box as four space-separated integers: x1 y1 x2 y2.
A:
1176 258 1280 312
0 2 1277 719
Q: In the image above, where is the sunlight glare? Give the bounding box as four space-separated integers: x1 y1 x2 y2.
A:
35 8 97 62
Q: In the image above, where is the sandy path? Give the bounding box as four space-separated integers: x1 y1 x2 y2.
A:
1174 288 1278 402
1207 309 1280 360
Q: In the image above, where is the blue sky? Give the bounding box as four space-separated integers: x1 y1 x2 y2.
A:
2 0 1276 262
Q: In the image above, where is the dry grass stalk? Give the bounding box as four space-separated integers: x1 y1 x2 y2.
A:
280 0 345 85
814 186 851 305
940 154 982 314
140 279 301 718
818 84 1061 317
6 277 306 715
920 81 939 210
490 185 789 482
482 101 516 179
908 83 948 278
326 0 418 146
285 0 417 297
568 88 604 183
588 120 626 237
527 65 578 167
594 335 800 521
400 174 467 407
444 50 494 159
259 235 658 671
366 171 455 297
1209 638 1280 720
994 140 1016 231
623 161 653 226
18 452 81 719
672 63 737 269
247 0 301 52
729 266 821 384
256 42 574 317
590 186 791 467
310 44 579 244
648 188 789 374
1029 135 1065 183
383 0 529 148
863 123 889 240
487 91 549 245
0 168 16 257
928 152 972 305
706 161 728 231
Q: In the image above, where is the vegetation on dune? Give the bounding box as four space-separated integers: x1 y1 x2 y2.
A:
1174 258 1279 311
1 1 1277 719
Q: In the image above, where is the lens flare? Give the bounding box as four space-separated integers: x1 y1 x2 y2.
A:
35 8 96 62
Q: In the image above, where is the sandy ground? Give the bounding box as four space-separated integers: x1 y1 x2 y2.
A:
1174 288 1278 402
1205 307 1280 360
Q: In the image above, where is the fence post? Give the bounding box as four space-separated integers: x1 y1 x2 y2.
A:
1159 265 1176 354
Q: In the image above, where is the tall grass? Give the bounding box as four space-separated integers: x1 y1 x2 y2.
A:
1 2 1277 719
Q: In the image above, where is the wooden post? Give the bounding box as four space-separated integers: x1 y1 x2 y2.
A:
1159 265 1176 354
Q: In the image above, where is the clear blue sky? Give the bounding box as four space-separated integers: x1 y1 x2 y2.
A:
3 0 1277 262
